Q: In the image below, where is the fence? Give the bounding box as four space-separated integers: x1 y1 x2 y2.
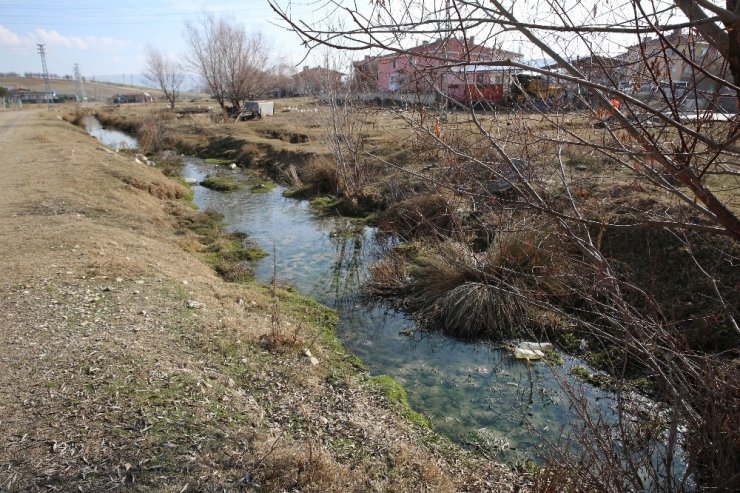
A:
1 97 23 110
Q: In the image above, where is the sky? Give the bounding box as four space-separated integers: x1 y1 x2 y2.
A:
0 0 323 85
0 1 682 87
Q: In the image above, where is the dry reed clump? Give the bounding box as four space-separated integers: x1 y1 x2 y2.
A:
300 156 339 195
248 438 455 493
62 108 89 127
237 142 262 165
369 227 568 339
284 164 303 188
119 174 190 200
381 194 460 240
249 439 353 492
94 111 138 135
137 112 174 154
366 252 410 298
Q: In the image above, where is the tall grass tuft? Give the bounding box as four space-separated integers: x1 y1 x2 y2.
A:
381 194 461 241
369 227 568 339
301 156 339 195
137 112 174 154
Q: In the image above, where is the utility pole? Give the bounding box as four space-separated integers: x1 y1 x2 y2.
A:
73 63 86 102
37 43 53 109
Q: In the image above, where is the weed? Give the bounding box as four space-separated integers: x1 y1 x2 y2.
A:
543 351 564 365
567 366 610 388
245 246 268 260
200 175 242 191
310 196 341 211
171 205 261 283
204 157 232 165
250 180 276 193
155 151 185 177
368 375 431 429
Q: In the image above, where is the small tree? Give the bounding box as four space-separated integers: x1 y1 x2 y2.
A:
184 12 273 113
143 46 184 110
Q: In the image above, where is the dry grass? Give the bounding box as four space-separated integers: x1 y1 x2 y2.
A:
370 225 569 339
117 173 189 200
136 111 175 153
381 193 461 240
299 155 339 195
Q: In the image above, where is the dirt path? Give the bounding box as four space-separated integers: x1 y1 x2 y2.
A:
0 110 29 143
0 109 524 492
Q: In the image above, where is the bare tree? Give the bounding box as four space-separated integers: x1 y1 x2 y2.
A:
184 13 273 113
143 45 184 110
271 1 739 490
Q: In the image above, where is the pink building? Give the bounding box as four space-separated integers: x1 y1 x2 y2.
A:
353 37 520 101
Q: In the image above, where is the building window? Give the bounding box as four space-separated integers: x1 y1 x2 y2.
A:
392 60 397 69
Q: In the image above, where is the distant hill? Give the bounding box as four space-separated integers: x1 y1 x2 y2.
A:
0 76 164 101
1 76 208 103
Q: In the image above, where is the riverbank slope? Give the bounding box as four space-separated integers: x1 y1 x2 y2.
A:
0 110 526 491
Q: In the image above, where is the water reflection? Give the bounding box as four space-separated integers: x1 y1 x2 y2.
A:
82 116 138 149
182 158 615 462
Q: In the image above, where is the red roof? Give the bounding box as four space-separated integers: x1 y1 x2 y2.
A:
354 38 520 65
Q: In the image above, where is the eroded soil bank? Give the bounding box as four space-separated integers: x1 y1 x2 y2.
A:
0 109 527 491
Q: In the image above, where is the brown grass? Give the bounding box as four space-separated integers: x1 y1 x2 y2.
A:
299 155 340 195
382 193 460 240
118 173 189 200
369 225 569 339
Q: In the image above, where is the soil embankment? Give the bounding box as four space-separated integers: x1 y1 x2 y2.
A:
0 110 525 491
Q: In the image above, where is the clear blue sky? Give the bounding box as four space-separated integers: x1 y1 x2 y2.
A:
0 0 320 81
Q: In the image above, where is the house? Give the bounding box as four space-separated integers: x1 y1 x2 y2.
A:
547 55 624 88
618 29 734 110
11 87 57 104
292 66 345 96
352 37 521 101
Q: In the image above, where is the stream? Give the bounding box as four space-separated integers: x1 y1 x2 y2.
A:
83 117 637 466
180 159 618 462
81 115 138 149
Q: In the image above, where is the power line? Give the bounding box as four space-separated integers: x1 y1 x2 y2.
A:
74 62 86 101
36 43 53 109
